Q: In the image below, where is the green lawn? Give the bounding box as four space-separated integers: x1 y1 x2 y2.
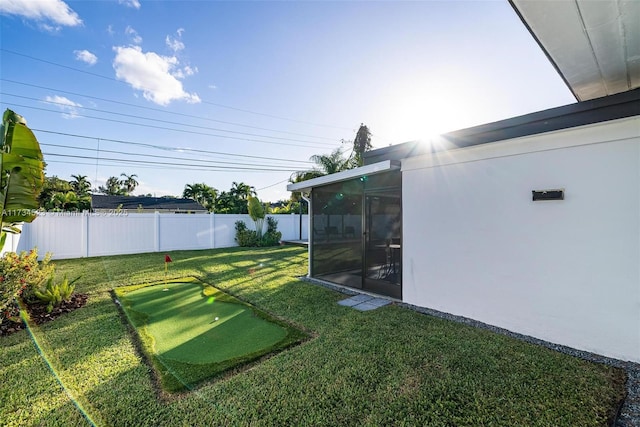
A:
115 277 307 391
0 246 626 426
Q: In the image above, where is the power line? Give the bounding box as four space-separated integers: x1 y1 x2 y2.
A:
31 128 314 164
0 48 354 131
1 92 338 147
4 102 335 149
41 142 304 169
1 79 339 141
42 152 298 172
256 178 292 191
44 158 288 173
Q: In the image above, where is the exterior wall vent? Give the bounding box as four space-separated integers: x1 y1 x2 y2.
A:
532 189 564 201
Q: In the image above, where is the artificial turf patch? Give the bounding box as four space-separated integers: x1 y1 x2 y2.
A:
115 277 307 392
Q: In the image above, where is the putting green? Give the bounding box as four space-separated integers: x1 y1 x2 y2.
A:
116 278 306 390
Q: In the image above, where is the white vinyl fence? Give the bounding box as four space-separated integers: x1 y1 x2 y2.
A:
10 212 309 260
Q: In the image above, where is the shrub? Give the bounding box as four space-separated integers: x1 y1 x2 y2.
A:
0 249 53 319
262 217 282 246
235 220 258 247
235 218 281 247
33 274 79 313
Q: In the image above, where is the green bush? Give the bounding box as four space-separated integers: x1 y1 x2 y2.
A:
235 218 281 247
261 217 282 246
235 220 258 247
0 249 53 319
33 274 78 313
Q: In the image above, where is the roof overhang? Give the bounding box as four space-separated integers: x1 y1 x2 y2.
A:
286 160 400 193
510 0 640 101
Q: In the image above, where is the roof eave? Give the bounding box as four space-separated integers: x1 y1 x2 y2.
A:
287 160 400 192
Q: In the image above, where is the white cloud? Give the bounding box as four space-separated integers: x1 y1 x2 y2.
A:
172 65 197 79
208 84 218 90
165 35 185 52
125 25 142 44
107 25 114 36
74 49 97 66
112 45 200 106
43 95 83 119
118 0 141 9
0 0 82 27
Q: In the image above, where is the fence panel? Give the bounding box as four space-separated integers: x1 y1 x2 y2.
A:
87 213 156 257
12 213 309 260
159 214 213 251
20 213 85 259
212 214 245 248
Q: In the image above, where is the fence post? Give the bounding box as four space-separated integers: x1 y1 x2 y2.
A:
154 211 160 252
82 211 89 258
210 212 215 249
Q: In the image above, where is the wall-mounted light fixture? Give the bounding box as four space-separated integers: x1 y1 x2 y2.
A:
532 189 564 201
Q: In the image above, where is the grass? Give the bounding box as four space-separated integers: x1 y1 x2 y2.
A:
0 246 626 426
114 277 307 391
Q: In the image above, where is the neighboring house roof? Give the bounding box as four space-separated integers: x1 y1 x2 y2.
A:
91 195 206 212
364 87 640 164
510 0 640 101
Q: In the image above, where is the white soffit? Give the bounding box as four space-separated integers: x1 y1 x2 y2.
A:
286 160 400 192
511 0 640 101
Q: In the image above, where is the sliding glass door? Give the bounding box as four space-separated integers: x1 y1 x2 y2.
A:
363 190 402 298
311 170 401 298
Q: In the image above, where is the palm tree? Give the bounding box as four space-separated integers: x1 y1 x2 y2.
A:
120 173 138 195
70 174 91 196
183 183 217 211
98 176 123 195
292 147 349 183
230 182 256 201
348 124 372 168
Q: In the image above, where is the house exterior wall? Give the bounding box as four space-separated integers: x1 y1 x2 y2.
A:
401 116 640 362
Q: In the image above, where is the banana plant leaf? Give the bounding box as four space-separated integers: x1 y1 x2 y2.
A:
0 109 45 238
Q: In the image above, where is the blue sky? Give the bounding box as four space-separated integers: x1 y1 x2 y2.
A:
0 0 575 202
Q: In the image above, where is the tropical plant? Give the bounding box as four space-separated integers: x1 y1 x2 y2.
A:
33 274 78 313
183 183 217 211
247 196 266 238
0 249 53 320
270 200 307 214
348 123 373 168
290 147 349 204
38 176 72 208
98 176 123 195
234 220 258 247
214 191 245 214
230 181 256 201
44 190 90 212
119 173 138 195
0 109 46 250
70 174 91 196
262 216 282 246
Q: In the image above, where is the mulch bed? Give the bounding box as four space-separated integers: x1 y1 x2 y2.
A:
0 293 88 337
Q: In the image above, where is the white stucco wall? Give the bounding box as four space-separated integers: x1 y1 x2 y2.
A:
402 116 640 362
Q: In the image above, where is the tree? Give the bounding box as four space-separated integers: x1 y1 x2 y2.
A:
230 181 256 201
292 147 349 184
0 109 45 249
247 196 265 238
70 174 91 196
119 173 138 195
290 147 349 202
38 176 72 208
98 176 124 195
348 124 372 167
183 183 217 212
